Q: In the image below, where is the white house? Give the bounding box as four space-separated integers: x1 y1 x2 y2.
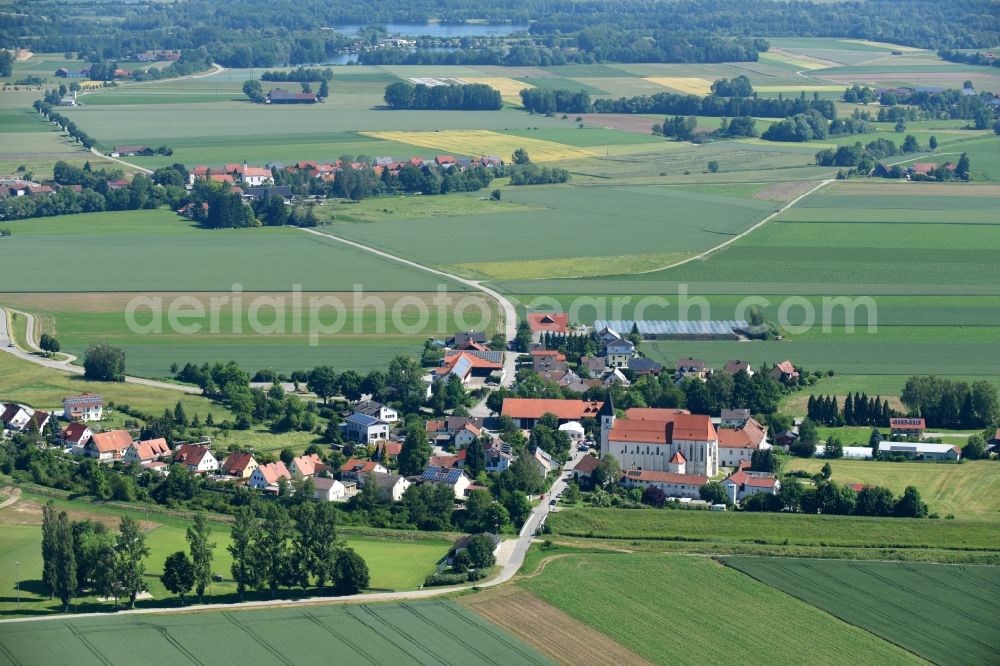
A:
354 400 399 424
344 413 390 444
605 339 635 369
63 393 104 422
420 465 472 499
360 472 411 502
878 441 961 461
620 469 707 499
313 476 349 502
531 448 559 476
721 470 781 504
1 404 33 433
60 422 93 449
453 422 482 449
339 458 388 481
559 421 586 442
485 447 513 473
173 444 219 473
717 418 769 468
250 461 292 491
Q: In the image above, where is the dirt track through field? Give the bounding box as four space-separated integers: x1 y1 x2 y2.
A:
459 586 652 666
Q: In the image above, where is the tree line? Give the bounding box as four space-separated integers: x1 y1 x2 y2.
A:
807 393 890 427
900 376 999 429
260 67 334 82
383 82 502 110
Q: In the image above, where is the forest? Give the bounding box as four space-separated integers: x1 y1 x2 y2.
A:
3 0 997 68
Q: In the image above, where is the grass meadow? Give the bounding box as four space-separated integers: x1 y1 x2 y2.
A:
546 507 1000 553
724 557 1000 666
783 459 1000 522
519 552 921 664
0 599 547 665
0 487 452 618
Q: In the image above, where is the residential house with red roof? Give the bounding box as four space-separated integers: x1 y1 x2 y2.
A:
527 312 569 336
173 444 219 473
123 438 171 465
221 451 259 479
84 429 134 461
501 398 604 429
63 393 104 421
620 469 708 500
889 417 925 437
289 453 327 479
339 458 388 481
717 418 769 468
249 461 292 491
770 360 800 383
60 422 93 449
721 470 780 504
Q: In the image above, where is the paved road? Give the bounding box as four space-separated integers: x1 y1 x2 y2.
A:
298 227 517 341
0 452 582 624
0 306 202 394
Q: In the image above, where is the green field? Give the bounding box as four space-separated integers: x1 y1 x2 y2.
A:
784 459 1000 521
0 599 548 665
322 184 774 279
547 507 1000 552
519 552 921 664
725 557 1000 666
0 488 452 617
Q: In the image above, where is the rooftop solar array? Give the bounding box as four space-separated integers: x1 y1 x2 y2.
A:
596 320 750 336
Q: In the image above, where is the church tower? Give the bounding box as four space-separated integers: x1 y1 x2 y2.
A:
599 391 615 457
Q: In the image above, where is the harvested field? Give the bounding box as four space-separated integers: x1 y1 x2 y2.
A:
458 76 535 99
460 586 651 666
841 40 925 52
643 77 713 95
759 49 840 69
361 129 602 162
578 113 661 134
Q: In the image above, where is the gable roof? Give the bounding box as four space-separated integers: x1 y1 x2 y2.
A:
526 312 569 333
421 465 469 484
90 429 133 453
291 453 325 476
717 419 767 449
573 455 600 473
256 461 291 484
64 393 104 409
501 398 603 421
62 422 91 444
670 451 686 464
222 451 256 474
622 469 707 486
347 412 386 427
340 458 381 475
132 438 170 460
174 443 212 467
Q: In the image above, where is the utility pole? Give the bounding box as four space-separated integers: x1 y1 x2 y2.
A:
15 560 20 610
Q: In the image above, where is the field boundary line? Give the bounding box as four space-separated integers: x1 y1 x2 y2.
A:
630 177 834 275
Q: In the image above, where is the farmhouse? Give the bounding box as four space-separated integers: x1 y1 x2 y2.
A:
435 350 503 385
601 401 719 477
721 470 781 504
63 393 104 421
84 429 133 461
266 88 318 104
878 441 961 461
889 417 926 437
770 360 800 383
620 469 707 499
501 398 604 429
717 418 769 467
221 451 259 478
173 444 219 473
111 146 151 157
249 461 292 491
344 413 390 444
527 312 569 336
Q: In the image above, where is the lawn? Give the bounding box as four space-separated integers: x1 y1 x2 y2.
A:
783 459 1000 521
547 507 1000 552
0 599 548 665
519 552 921 664
724 557 1000 666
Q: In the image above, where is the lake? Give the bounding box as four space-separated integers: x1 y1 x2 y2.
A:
330 23 530 38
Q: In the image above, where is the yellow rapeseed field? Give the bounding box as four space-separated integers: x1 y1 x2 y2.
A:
361 130 600 162
643 77 714 95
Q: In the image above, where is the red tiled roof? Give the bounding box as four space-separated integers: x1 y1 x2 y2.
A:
527 312 569 333
774 360 797 374
889 417 925 430
425 419 445 433
746 477 777 488
340 458 380 474
609 418 670 444
718 419 767 449
222 451 256 474
291 453 324 476
134 437 170 460
174 444 211 467
90 429 133 453
670 451 686 464
501 398 603 421
624 408 689 421
671 414 716 442
257 461 291 484
62 422 91 444
622 469 707 486
573 455 600 473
